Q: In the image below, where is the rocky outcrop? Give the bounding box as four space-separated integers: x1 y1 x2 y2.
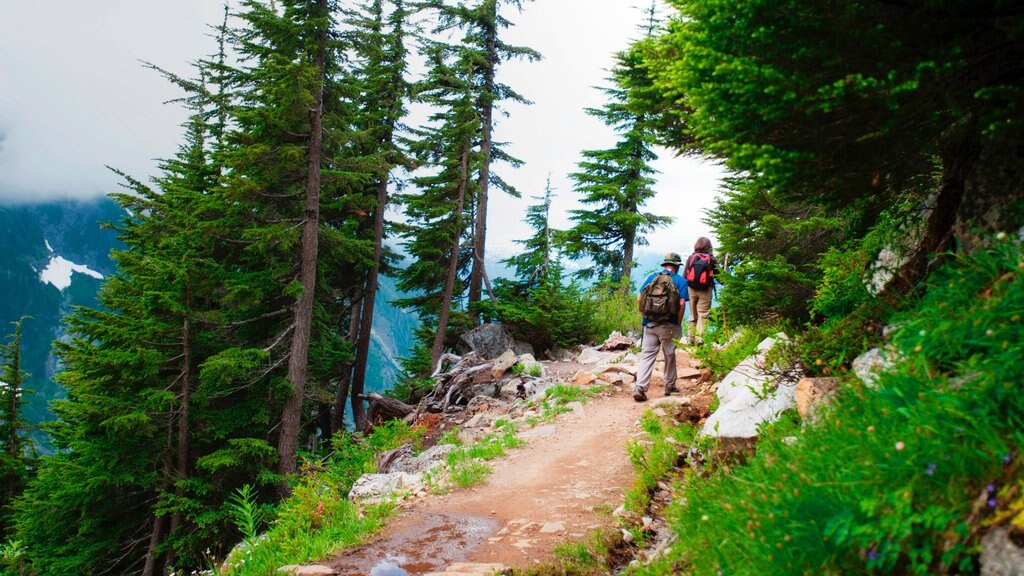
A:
598 331 633 351
980 526 1024 576
851 347 899 388
458 324 515 360
700 335 802 444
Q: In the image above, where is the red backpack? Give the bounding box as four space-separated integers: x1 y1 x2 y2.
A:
686 253 714 289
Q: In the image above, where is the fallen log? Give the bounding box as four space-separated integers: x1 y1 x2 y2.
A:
363 393 416 426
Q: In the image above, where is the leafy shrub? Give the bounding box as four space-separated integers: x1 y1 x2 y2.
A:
690 321 784 380
662 236 1024 575
586 278 639 342
478 270 597 351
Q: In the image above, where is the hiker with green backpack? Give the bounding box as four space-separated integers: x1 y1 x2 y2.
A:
633 252 689 402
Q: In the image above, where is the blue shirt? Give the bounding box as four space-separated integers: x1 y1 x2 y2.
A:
638 268 689 326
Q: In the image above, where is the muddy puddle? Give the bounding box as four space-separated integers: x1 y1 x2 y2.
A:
329 511 499 575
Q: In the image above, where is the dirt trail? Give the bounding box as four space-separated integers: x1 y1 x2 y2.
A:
329 353 699 575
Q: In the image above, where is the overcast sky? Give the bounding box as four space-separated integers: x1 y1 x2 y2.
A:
0 1 725 260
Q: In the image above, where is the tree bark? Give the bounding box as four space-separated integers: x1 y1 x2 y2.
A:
351 175 389 432
347 292 367 432
278 0 327 497
431 145 470 367
468 6 497 308
142 514 166 576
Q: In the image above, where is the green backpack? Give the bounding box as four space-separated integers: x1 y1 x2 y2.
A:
638 272 681 322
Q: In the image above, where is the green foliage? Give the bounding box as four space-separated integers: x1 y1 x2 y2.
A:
624 412 694 515
329 420 424 493
219 467 393 576
429 420 524 491
562 25 672 282
586 279 640 343
226 485 267 542
690 321 782 381
661 237 1024 575
0 318 35 535
482 271 596 352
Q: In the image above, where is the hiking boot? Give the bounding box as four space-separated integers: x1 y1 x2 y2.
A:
665 386 679 396
632 388 647 402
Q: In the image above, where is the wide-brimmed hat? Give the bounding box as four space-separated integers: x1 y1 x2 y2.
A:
661 252 682 266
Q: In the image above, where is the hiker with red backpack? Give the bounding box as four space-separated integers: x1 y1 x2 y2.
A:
683 237 719 344
632 252 689 402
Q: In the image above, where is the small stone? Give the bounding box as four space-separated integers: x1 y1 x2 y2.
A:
277 566 336 576
621 529 634 543
573 371 597 385
642 516 653 530
540 521 566 533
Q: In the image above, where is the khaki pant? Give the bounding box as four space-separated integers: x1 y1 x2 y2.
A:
688 286 712 335
635 323 681 393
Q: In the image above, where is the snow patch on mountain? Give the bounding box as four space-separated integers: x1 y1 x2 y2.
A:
39 239 104 290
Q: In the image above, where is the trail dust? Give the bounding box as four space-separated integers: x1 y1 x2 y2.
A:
328 352 700 575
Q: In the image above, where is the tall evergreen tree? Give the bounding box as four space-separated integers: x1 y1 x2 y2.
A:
503 175 556 286
0 317 34 533
398 36 479 370
562 40 672 284
213 0 379 489
423 0 540 311
342 0 411 432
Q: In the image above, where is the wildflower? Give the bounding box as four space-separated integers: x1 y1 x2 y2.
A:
926 462 937 475
701 515 710 522
895 441 906 451
1004 454 1012 464
867 549 879 561
987 483 996 493
987 497 998 508
986 329 994 336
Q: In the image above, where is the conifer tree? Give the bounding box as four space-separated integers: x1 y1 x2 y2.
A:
213 0 379 488
422 0 539 311
0 317 34 532
342 0 410 432
563 20 671 284
398 36 479 369
503 175 556 286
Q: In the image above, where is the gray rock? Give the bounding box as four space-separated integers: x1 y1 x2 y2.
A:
490 349 518 379
513 340 535 356
852 347 899 389
540 521 566 533
548 346 576 361
459 324 515 360
348 472 423 503
598 331 633 351
577 347 615 365
700 335 801 440
867 192 937 295
981 527 1024 576
651 396 691 408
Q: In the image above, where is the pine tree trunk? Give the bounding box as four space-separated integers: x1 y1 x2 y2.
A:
350 176 388 432
431 145 470 367
168 309 192 569
468 10 497 308
142 514 166 576
278 1 327 496
621 229 635 293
